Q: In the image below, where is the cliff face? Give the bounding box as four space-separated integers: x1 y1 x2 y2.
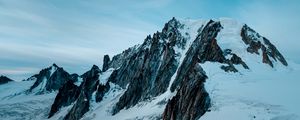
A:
47 65 102 120
163 64 209 120
109 18 187 115
163 20 220 120
48 80 80 118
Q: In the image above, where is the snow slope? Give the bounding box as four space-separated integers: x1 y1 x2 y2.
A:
200 52 300 120
0 80 56 120
200 57 300 120
197 18 300 120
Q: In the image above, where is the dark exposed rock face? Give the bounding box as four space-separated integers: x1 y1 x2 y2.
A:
102 55 110 72
48 81 81 118
46 67 74 91
110 17 185 114
0 76 13 85
161 20 220 120
62 65 102 120
150 44 178 96
241 24 288 67
198 37 225 63
95 82 110 102
221 53 249 72
163 64 210 120
196 34 249 73
191 21 249 73
69 73 79 83
80 65 100 100
48 65 109 120
28 68 52 92
28 64 75 93
230 54 248 68
64 91 90 120
170 20 222 92
108 45 139 70
220 64 238 72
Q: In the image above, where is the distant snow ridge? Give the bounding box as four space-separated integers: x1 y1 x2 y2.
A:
0 17 298 120
27 63 78 94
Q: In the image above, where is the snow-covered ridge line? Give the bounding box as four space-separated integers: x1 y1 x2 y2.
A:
0 17 295 120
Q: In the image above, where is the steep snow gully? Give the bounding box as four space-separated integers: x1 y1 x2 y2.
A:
0 17 299 120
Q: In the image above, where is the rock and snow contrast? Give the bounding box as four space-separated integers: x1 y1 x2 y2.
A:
0 17 299 120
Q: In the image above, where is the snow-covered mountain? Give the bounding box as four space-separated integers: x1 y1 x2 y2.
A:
0 17 299 120
26 63 79 94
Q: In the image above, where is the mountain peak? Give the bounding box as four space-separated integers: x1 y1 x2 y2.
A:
52 63 59 68
0 75 13 85
27 63 77 93
92 64 99 70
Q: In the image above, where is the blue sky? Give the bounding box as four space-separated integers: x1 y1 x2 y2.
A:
0 0 299 80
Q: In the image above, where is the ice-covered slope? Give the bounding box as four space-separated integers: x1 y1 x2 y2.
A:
201 61 300 120
0 64 78 120
0 80 57 120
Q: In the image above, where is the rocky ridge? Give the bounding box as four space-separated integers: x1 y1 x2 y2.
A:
0 17 289 120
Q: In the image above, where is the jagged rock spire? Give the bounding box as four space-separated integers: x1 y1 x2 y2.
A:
102 55 110 72
0 75 13 85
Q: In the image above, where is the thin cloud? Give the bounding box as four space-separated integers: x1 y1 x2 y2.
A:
1 0 299 80
0 0 161 80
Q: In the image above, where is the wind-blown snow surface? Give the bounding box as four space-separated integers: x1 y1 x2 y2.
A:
199 18 300 120
201 60 300 120
0 80 56 120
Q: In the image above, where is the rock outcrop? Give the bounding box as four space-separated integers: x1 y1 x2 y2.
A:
48 65 106 120
241 24 288 67
102 55 110 72
163 64 210 120
170 20 222 92
95 82 110 102
63 65 100 120
162 20 219 120
64 91 90 120
110 17 185 114
0 76 13 85
108 45 140 70
48 81 81 118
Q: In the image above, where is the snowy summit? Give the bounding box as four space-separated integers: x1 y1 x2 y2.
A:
0 17 299 120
